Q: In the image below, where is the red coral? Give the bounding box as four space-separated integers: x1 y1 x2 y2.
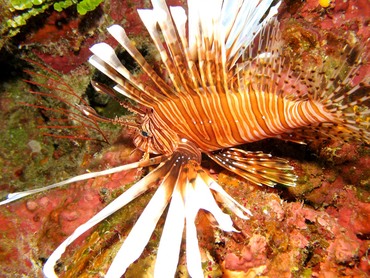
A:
224 234 267 272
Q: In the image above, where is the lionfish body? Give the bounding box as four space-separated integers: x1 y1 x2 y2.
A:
152 86 337 151
1 0 369 277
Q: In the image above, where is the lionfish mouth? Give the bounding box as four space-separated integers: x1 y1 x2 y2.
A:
39 140 251 277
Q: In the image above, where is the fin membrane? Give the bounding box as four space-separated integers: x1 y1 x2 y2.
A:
208 148 297 187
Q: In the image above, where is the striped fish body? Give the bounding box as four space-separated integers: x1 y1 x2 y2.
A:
153 87 336 152
87 0 368 157
88 0 369 187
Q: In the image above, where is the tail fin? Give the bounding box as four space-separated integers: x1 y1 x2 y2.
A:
315 48 370 143
293 47 370 144
242 20 370 144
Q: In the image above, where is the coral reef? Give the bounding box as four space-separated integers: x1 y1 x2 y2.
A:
0 0 369 277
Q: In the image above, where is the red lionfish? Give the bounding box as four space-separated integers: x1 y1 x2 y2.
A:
1 0 370 277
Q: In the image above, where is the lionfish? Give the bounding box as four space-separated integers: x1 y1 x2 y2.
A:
1 0 369 277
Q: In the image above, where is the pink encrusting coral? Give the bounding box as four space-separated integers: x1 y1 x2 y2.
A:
0 142 142 276
218 187 370 277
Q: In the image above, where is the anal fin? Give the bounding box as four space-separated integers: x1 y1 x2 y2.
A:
208 148 297 187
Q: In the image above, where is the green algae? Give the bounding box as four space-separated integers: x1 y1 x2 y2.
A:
0 0 104 51
0 57 107 202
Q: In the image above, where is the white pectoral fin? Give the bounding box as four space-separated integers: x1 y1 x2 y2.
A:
184 181 204 278
194 177 237 232
154 182 185 277
43 163 164 278
0 154 170 207
105 179 173 278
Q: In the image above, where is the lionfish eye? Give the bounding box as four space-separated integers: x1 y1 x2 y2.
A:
141 130 150 137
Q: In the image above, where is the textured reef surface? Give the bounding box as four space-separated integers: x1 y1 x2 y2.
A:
0 0 369 277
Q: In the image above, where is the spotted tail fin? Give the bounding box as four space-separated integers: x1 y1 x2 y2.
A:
315 49 370 143
289 48 370 144
241 18 370 144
